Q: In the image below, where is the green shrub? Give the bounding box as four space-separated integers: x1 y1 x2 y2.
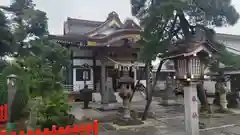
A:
36 90 72 129
0 74 7 105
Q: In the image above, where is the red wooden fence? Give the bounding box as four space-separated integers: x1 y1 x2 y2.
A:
0 120 98 135
0 104 7 123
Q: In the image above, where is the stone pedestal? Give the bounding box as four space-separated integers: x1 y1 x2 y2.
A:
119 85 132 119
184 82 199 135
215 81 229 112
162 88 177 105
161 76 178 105
122 98 131 118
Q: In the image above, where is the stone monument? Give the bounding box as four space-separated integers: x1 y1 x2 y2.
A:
101 77 117 110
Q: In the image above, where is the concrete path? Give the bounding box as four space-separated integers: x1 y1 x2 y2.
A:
71 96 240 135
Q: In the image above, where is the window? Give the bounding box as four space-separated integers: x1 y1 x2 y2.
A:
136 67 147 80
75 68 91 81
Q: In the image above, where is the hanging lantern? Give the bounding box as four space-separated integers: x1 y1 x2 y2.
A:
174 55 204 80
162 26 218 81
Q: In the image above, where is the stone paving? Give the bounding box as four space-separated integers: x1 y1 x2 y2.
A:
71 96 240 135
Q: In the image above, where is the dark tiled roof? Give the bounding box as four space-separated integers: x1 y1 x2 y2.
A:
48 34 87 45
49 29 141 44
162 39 217 58
67 17 103 27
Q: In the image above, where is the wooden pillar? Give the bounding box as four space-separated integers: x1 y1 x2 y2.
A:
65 48 73 86
70 50 73 86
93 51 97 91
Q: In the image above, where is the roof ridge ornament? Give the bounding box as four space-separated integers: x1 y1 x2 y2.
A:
107 11 119 20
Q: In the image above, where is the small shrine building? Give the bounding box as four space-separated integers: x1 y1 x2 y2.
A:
49 12 173 92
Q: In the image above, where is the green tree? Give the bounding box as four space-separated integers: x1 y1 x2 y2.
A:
1 0 48 57
0 10 14 57
131 0 240 120
1 0 69 97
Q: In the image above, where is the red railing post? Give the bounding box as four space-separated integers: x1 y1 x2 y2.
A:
1 119 99 135
93 120 98 135
0 130 8 135
51 125 57 135
19 130 28 135
27 130 34 135
0 104 8 122
10 131 17 135
79 123 85 135
43 128 52 135
85 123 92 135
0 105 3 122
34 129 42 135
71 124 79 135
3 104 7 122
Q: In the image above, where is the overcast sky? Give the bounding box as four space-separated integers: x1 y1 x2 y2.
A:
1 0 240 35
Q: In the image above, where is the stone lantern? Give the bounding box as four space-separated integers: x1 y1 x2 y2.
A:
118 66 134 119
6 74 18 130
162 26 218 135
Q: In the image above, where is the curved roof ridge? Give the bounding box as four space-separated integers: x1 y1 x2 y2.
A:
84 11 123 36
88 29 140 40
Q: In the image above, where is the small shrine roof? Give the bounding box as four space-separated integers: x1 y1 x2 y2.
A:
161 31 219 59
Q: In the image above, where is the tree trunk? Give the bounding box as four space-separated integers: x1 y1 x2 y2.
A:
142 60 165 120
196 82 211 113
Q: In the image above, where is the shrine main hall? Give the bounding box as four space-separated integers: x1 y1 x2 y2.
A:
49 11 174 92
